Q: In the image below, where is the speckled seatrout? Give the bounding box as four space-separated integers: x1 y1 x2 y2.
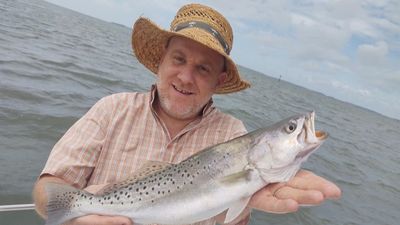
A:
45 111 328 225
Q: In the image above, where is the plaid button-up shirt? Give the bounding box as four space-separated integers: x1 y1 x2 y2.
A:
41 87 250 225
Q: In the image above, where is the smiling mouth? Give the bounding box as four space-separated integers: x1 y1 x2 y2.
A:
173 84 193 95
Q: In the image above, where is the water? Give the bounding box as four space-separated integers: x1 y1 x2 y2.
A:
1 0 399 224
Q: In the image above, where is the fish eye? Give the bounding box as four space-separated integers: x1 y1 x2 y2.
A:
285 121 297 133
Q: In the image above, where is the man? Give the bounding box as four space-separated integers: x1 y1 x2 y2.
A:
33 3 341 225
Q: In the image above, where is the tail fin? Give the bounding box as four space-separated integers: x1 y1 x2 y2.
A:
45 183 86 225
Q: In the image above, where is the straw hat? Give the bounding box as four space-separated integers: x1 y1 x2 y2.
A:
132 3 250 94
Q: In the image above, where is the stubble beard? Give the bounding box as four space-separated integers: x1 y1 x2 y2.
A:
156 82 203 121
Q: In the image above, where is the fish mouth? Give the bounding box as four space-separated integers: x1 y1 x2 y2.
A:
296 111 328 159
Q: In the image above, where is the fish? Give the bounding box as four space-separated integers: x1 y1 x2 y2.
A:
44 111 328 225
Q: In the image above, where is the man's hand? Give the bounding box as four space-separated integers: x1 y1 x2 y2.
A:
248 169 341 213
63 215 133 225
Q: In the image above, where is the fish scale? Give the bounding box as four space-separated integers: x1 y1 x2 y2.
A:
45 112 328 225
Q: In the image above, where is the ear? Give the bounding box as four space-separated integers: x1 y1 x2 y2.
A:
216 72 227 87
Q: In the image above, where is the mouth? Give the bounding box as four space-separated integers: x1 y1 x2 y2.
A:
296 111 328 159
172 84 194 95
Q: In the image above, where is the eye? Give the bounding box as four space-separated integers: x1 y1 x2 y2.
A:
172 55 185 64
198 65 211 74
285 121 297 133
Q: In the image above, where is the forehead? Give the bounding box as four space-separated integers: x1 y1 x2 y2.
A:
167 36 225 65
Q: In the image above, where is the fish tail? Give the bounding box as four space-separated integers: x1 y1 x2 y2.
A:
45 183 86 225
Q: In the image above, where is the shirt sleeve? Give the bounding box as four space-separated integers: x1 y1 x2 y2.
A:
40 96 112 189
229 119 248 139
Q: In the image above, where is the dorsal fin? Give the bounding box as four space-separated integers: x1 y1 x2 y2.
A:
96 160 172 195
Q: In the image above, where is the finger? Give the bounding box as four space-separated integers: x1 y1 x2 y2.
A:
273 186 324 205
288 170 342 199
248 188 299 213
68 215 133 225
100 216 133 225
249 193 299 214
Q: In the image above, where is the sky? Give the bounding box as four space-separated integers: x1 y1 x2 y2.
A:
45 0 400 120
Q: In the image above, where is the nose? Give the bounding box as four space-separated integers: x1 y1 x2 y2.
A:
177 65 195 84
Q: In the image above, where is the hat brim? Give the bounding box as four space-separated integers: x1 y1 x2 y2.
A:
132 17 250 94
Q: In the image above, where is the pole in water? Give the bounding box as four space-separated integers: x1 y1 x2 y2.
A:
0 204 35 212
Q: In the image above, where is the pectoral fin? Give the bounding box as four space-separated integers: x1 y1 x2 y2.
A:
224 197 251 224
218 169 252 184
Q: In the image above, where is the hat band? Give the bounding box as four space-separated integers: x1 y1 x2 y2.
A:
173 21 230 55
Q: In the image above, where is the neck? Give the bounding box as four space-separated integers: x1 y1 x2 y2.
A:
153 99 201 139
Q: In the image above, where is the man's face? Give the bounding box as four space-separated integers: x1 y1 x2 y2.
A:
156 36 227 121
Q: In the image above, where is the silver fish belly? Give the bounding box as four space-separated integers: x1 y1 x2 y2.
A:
44 111 328 225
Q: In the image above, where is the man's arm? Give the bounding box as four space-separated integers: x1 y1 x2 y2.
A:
32 174 133 225
33 174 68 218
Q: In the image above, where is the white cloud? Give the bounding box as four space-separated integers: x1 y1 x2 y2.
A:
357 41 389 66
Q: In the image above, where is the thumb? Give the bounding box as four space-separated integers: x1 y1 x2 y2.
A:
67 215 133 225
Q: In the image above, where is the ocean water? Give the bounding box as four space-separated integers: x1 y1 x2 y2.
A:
1 0 399 224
